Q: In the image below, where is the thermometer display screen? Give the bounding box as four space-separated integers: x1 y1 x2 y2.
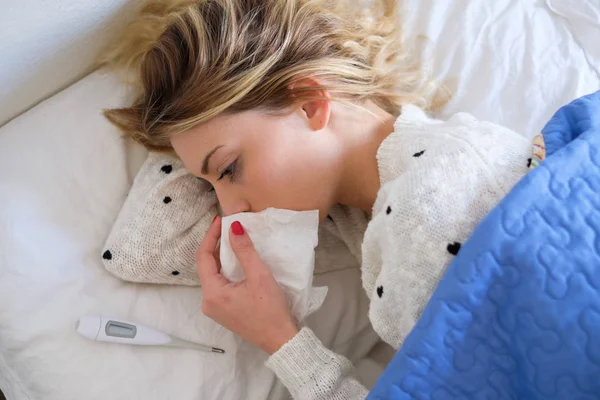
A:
106 321 137 338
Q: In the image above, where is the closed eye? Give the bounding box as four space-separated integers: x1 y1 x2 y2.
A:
218 159 238 183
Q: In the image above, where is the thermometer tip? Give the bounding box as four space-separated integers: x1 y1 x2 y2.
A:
212 347 225 354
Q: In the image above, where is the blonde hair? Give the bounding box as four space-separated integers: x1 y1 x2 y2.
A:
103 0 431 152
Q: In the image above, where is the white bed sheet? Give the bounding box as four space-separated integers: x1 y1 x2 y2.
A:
0 71 377 400
1 0 599 399
408 0 599 136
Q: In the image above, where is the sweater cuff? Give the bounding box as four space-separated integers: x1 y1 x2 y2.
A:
266 327 346 394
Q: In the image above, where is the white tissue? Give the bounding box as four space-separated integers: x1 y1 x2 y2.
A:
220 208 328 321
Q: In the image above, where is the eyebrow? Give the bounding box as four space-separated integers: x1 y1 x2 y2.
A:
201 145 224 175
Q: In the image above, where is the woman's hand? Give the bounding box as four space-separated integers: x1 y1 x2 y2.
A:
196 216 299 355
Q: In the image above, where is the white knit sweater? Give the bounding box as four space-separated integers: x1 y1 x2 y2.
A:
266 105 532 399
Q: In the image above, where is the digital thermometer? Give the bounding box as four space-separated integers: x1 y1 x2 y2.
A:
76 315 224 354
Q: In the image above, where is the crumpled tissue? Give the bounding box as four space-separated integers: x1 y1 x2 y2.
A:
220 208 328 321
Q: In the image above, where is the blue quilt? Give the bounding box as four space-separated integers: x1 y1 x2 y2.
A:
369 92 600 400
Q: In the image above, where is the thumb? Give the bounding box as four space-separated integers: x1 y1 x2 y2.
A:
229 221 269 279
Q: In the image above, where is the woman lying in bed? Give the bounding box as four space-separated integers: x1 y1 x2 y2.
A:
104 0 537 398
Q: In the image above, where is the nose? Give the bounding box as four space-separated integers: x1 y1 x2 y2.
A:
214 187 251 216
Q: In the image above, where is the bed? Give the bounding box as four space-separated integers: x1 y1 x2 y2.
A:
1 0 598 399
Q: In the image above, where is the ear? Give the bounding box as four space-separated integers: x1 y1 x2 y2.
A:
290 78 331 131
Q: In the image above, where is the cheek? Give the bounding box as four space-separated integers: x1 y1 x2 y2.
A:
245 152 292 193
239 156 284 208
242 130 336 212
246 153 331 211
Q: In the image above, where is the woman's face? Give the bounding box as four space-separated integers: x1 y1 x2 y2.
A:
171 104 342 219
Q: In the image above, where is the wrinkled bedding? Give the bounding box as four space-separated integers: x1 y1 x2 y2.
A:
370 92 600 399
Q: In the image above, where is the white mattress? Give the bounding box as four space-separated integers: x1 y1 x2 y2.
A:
1 0 598 399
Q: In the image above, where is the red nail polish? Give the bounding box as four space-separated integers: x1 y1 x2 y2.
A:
231 221 244 236
213 215 218 223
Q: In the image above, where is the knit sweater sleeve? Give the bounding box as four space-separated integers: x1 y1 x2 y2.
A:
267 327 368 399
361 107 531 350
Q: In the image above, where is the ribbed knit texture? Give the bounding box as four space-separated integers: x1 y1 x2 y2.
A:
266 327 369 399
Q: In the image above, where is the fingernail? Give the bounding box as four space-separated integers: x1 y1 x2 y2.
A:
231 221 244 236
213 215 218 223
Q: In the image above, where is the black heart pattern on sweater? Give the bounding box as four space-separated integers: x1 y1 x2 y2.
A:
377 286 384 298
102 250 112 260
163 196 172 204
447 242 462 256
161 165 173 174
413 150 426 158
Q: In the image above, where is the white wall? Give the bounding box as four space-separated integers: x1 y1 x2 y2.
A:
0 0 143 127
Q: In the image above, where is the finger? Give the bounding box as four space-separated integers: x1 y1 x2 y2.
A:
196 216 227 287
229 221 270 280
213 242 222 273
